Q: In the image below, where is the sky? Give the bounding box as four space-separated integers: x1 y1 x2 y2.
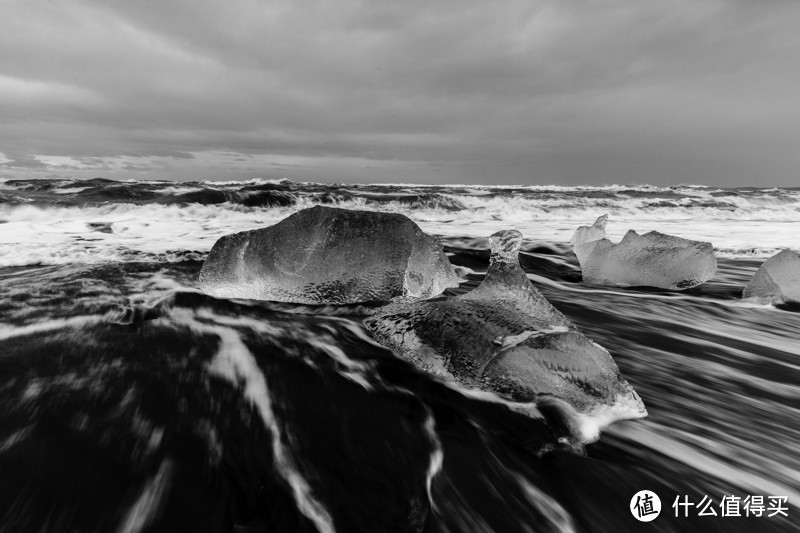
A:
2 0 799 186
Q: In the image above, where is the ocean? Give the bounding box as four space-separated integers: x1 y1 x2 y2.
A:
0 177 798 532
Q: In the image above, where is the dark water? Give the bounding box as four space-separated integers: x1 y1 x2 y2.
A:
1 245 797 532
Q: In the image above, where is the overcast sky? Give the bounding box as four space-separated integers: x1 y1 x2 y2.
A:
2 1 799 186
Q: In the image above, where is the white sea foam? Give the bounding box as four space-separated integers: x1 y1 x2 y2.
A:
515 475 576 533
0 203 289 266
117 460 174 533
561 393 648 444
151 186 205 195
434 379 545 420
423 412 444 511
53 187 91 194
1 185 799 266
0 315 110 340
306 338 376 390
199 178 291 186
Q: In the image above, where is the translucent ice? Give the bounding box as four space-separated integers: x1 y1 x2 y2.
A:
743 249 800 303
364 230 646 442
199 206 459 304
571 215 716 290
570 213 608 265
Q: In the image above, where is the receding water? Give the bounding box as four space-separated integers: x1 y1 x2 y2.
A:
0 178 797 532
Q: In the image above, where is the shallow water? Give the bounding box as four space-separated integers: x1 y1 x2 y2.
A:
0 178 798 532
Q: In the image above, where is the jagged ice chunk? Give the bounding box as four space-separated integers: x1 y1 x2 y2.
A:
364 230 646 443
571 215 716 290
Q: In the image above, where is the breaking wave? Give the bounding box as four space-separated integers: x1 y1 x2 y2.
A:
1 178 799 266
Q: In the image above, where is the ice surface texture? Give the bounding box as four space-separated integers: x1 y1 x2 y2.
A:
571 215 716 290
364 230 646 441
743 249 800 303
199 206 459 304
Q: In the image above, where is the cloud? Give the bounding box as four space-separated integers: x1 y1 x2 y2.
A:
0 151 49 170
1 0 799 184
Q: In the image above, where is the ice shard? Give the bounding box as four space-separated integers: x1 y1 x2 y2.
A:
571 215 716 290
364 230 647 442
570 213 608 265
743 249 800 303
199 206 459 304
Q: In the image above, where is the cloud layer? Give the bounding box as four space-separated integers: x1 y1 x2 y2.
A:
2 0 799 185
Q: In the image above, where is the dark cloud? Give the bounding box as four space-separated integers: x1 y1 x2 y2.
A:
1 0 799 185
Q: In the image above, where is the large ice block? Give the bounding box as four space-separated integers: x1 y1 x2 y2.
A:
570 215 716 290
743 249 800 303
199 206 459 304
364 230 646 442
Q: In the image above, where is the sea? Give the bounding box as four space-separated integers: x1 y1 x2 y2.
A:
0 177 798 532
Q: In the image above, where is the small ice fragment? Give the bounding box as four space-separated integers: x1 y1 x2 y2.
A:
743 249 800 303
